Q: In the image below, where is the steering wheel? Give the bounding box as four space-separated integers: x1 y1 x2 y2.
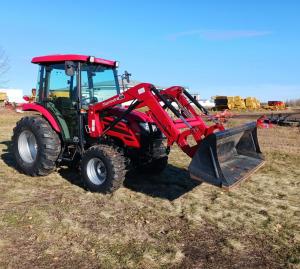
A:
81 96 98 104
81 96 91 102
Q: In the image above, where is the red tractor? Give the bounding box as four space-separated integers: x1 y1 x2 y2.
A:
12 54 264 193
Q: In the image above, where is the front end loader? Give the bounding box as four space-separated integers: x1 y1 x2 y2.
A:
12 54 264 193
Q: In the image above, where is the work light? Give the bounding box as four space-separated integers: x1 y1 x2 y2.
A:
89 56 95 63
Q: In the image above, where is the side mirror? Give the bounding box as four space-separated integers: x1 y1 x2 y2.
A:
65 61 75 76
124 70 131 83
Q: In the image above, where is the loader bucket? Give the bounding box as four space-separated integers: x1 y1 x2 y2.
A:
188 122 264 189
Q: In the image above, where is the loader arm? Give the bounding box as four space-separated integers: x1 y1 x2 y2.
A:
88 83 221 157
88 83 264 189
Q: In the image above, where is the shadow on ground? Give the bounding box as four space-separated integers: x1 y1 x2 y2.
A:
124 166 200 200
0 140 16 168
1 140 200 200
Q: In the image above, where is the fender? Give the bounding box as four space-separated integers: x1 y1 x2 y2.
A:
22 103 61 133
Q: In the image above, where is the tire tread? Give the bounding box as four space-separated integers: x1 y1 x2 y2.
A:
12 116 61 176
81 144 127 193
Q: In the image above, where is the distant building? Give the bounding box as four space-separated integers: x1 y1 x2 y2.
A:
188 93 214 108
199 99 214 108
0 89 25 104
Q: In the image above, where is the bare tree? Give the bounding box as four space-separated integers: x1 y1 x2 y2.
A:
286 98 300 107
0 47 9 87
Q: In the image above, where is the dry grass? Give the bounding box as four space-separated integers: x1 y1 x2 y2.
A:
0 108 299 268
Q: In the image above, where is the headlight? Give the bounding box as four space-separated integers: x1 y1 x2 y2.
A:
139 122 150 132
89 56 95 63
139 122 158 132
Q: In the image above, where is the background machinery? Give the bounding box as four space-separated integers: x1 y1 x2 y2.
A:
213 96 232 110
214 95 246 111
214 96 261 111
12 54 264 193
264 101 286 110
245 97 261 110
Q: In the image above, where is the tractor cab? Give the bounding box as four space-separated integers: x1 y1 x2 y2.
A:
32 55 120 141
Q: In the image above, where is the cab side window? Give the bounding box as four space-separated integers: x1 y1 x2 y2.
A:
45 64 77 101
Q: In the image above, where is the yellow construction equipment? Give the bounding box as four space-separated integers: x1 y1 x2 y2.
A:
233 96 246 110
245 97 261 110
50 90 70 98
0 92 7 107
214 96 263 111
227 96 235 109
255 98 261 109
214 96 246 110
0 92 7 101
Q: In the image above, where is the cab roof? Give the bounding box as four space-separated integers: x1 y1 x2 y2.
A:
31 54 116 67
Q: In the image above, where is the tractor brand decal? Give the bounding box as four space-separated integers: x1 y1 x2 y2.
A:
138 88 145 95
102 94 125 107
102 97 120 107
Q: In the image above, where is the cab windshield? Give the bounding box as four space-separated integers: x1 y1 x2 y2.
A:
81 64 119 105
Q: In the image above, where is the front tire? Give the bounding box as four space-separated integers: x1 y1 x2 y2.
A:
81 145 127 193
12 116 61 176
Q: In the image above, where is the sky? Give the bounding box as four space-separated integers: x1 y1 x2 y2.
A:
0 0 299 101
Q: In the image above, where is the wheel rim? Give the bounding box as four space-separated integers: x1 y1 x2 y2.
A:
86 158 107 185
18 130 38 164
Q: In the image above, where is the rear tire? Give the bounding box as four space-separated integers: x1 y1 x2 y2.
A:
12 116 61 176
81 145 127 193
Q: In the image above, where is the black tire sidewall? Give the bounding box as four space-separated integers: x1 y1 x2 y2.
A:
12 116 61 176
81 147 115 192
13 121 42 174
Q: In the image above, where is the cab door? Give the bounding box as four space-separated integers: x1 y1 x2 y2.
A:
39 63 79 141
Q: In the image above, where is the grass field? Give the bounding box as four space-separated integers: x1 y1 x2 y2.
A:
0 108 299 268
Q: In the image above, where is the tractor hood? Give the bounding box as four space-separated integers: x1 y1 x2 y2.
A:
106 106 153 123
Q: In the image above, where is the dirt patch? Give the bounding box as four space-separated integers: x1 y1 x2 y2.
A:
178 225 300 269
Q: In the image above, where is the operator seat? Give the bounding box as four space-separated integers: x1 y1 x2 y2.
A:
52 97 78 140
